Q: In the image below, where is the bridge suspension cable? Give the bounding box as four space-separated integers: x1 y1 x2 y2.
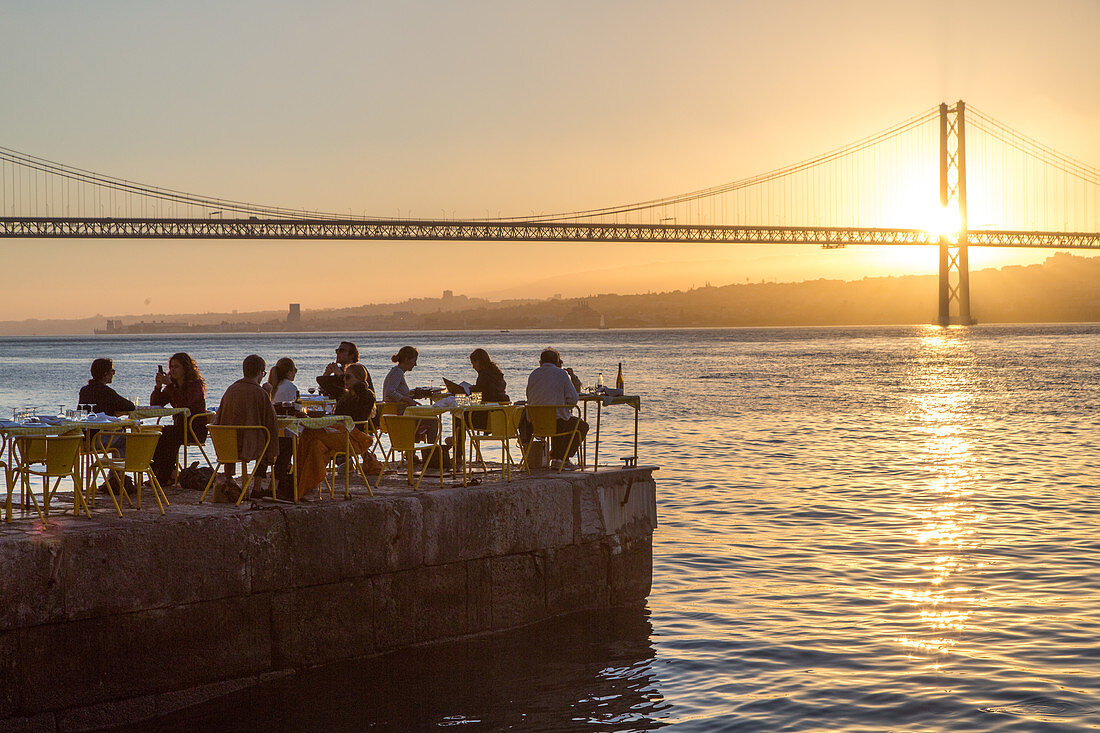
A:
0 102 1097 236
964 106 1100 233
493 106 941 223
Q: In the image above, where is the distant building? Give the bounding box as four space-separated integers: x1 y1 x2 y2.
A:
287 303 301 325
443 290 453 299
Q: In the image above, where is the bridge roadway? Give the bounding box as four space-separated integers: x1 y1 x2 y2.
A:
2 217 1099 249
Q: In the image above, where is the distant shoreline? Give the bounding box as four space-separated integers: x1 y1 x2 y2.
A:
2 321 1099 341
3 252 1098 336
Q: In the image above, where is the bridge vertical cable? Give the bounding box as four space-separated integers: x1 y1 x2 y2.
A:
966 107 1100 233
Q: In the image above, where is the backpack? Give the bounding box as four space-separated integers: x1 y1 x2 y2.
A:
178 461 216 491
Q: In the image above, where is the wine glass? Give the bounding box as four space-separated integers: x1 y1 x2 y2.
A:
308 387 317 396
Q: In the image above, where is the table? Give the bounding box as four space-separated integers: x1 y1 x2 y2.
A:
276 414 353 501
129 406 190 422
578 394 641 471
0 417 136 520
297 396 335 413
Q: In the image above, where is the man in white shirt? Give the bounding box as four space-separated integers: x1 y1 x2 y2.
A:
523 348 589 470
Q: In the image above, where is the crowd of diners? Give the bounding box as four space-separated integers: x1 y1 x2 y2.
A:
76 341 591 501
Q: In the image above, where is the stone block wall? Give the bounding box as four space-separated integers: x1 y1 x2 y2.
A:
0 468 657 729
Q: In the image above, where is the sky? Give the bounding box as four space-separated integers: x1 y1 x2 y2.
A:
1 0 1099 322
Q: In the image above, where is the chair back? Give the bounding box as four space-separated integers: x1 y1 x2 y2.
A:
481 406 516 439
39 434 83 477
186 411 214 445
526 405 570 437
121 429 161 472
208 424 269 463
17 436 48 465
382 414 427 452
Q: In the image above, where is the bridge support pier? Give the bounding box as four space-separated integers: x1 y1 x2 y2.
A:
937 100 975 326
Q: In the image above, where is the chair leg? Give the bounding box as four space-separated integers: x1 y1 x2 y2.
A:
24 473 45 523
147 473 168 515
90 464 124 516
235 461 259 506
199 465 220 503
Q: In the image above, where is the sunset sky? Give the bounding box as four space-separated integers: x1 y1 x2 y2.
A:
1 0 1099 321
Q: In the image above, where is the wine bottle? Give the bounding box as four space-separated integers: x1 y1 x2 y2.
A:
615 362 624 391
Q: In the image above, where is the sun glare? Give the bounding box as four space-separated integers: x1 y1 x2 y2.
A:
928 206 962 239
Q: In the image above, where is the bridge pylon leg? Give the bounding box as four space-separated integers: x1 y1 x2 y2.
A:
937 100 975 326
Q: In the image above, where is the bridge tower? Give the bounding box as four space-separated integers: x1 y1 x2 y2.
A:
938 100 973 326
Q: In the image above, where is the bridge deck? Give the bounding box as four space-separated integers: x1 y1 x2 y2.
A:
2 217 1099 248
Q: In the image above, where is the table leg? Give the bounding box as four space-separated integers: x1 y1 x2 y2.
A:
291 434 299 502
634 407 639 464
594 403 602 472
580 401 588 468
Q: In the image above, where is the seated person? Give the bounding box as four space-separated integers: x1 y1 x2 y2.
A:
265 357 300 405
150 352 208 486
317 341 373 398
383 345 441 459
520 348 589 471
213 354 278 495
78 358 135 485
296 363 383 497
257 357 301 491
335 363 377 423
78 358 136 417
467 348 509 432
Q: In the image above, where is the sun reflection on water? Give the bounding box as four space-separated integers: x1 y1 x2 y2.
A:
895 329 986 661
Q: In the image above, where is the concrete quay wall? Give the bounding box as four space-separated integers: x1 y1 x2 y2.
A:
0 468 658 730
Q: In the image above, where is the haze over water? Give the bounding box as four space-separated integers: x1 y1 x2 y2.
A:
3 324 1099 730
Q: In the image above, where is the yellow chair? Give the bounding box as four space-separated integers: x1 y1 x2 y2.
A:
375 403 401 467
466 404 520 483
381 414 443 490
5 433 84 522
520 405 582 473
88 428 169 516
326 420 379 497
200 425 272 505
181 411 214 471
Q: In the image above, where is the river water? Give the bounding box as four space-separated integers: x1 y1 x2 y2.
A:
1 325 1098 731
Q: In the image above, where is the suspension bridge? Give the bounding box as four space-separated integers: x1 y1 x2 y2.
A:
2 101 1099 325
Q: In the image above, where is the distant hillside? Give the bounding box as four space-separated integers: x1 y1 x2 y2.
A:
1 253 1097 335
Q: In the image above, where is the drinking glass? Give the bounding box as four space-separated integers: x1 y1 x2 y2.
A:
58 404 65 417
308 387 317 396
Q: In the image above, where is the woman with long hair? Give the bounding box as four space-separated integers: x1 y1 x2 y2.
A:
296 362 383 499
467 348 509 432
265 357 299 403
150 352 208 485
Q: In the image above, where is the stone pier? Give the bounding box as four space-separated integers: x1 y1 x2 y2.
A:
0 466 658 731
